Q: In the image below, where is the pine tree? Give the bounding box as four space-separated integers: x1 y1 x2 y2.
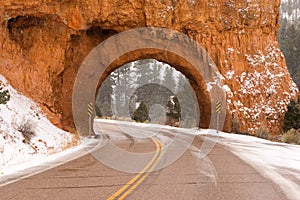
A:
173 96 181 119
278 1 300 89
283 100 300 131
96 76 113 117
176 73 186 93
166 96 181 119
133 59 163 85
95 104 102 117
150 61 161 83
285 25 300 71
163 66 176 89
132 101 150 122
134 59 151 86
112 63 134 117
176 76 198 128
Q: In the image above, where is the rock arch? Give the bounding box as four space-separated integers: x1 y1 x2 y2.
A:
0 1 298 135
96 49 212 128
73 28 228 135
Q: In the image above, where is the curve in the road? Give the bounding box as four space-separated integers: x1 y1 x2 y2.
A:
107 137 163 200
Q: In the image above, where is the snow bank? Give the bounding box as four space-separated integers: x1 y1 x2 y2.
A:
0 75 76 171
196 129 300 200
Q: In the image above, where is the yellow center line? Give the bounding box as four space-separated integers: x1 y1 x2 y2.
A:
107 138 162 200
118 140 163 200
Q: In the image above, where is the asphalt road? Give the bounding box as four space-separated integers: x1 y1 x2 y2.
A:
0 122 288 200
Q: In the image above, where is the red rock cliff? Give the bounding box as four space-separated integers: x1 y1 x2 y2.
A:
0 0 298 134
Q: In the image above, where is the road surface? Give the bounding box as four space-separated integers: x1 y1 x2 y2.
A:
0 121 287 199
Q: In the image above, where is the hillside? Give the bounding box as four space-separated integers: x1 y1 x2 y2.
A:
0 75 76 170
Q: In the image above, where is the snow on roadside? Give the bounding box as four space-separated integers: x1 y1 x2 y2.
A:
0 75 76 171
196 129 300 200
0 137 99 186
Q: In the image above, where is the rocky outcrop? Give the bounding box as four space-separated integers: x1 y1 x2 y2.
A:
0 0 298 135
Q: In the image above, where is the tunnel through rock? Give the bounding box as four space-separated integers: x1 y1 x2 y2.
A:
93 51 214 133
72 28 228 136
4 17 228 134
95 59 200 128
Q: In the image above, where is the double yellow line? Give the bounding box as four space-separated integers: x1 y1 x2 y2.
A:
107 138 163 200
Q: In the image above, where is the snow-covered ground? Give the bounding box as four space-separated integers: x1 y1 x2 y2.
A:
0 137 99 186
0 75 76 172
196 129 300 200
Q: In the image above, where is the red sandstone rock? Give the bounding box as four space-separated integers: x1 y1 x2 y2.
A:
0 0 298 135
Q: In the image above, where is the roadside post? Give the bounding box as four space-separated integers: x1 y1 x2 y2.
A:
216 101 221 133
88 102 94 137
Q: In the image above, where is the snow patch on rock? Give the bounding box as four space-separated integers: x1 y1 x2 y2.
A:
224 45 298 134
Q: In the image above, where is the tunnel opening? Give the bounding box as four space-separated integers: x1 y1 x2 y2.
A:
72 28 228 136
91 48 214 130
95 59 200 128
4 18 227 135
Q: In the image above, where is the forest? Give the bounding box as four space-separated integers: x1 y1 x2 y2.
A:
96 59 199 128
278 0 300 89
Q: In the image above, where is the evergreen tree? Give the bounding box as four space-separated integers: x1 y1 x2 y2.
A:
166 96 181 120
132 101 150 122
285 25 300 70
176 76 199 128
96 76 113 117
173 96 181 119
283 100 300 131
95 104 102 117
176 73 186 93
150 61 161 83
278 18 288 49
163 66 176 89
279 1 300 89
134 59 151 86
112 63 134 117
